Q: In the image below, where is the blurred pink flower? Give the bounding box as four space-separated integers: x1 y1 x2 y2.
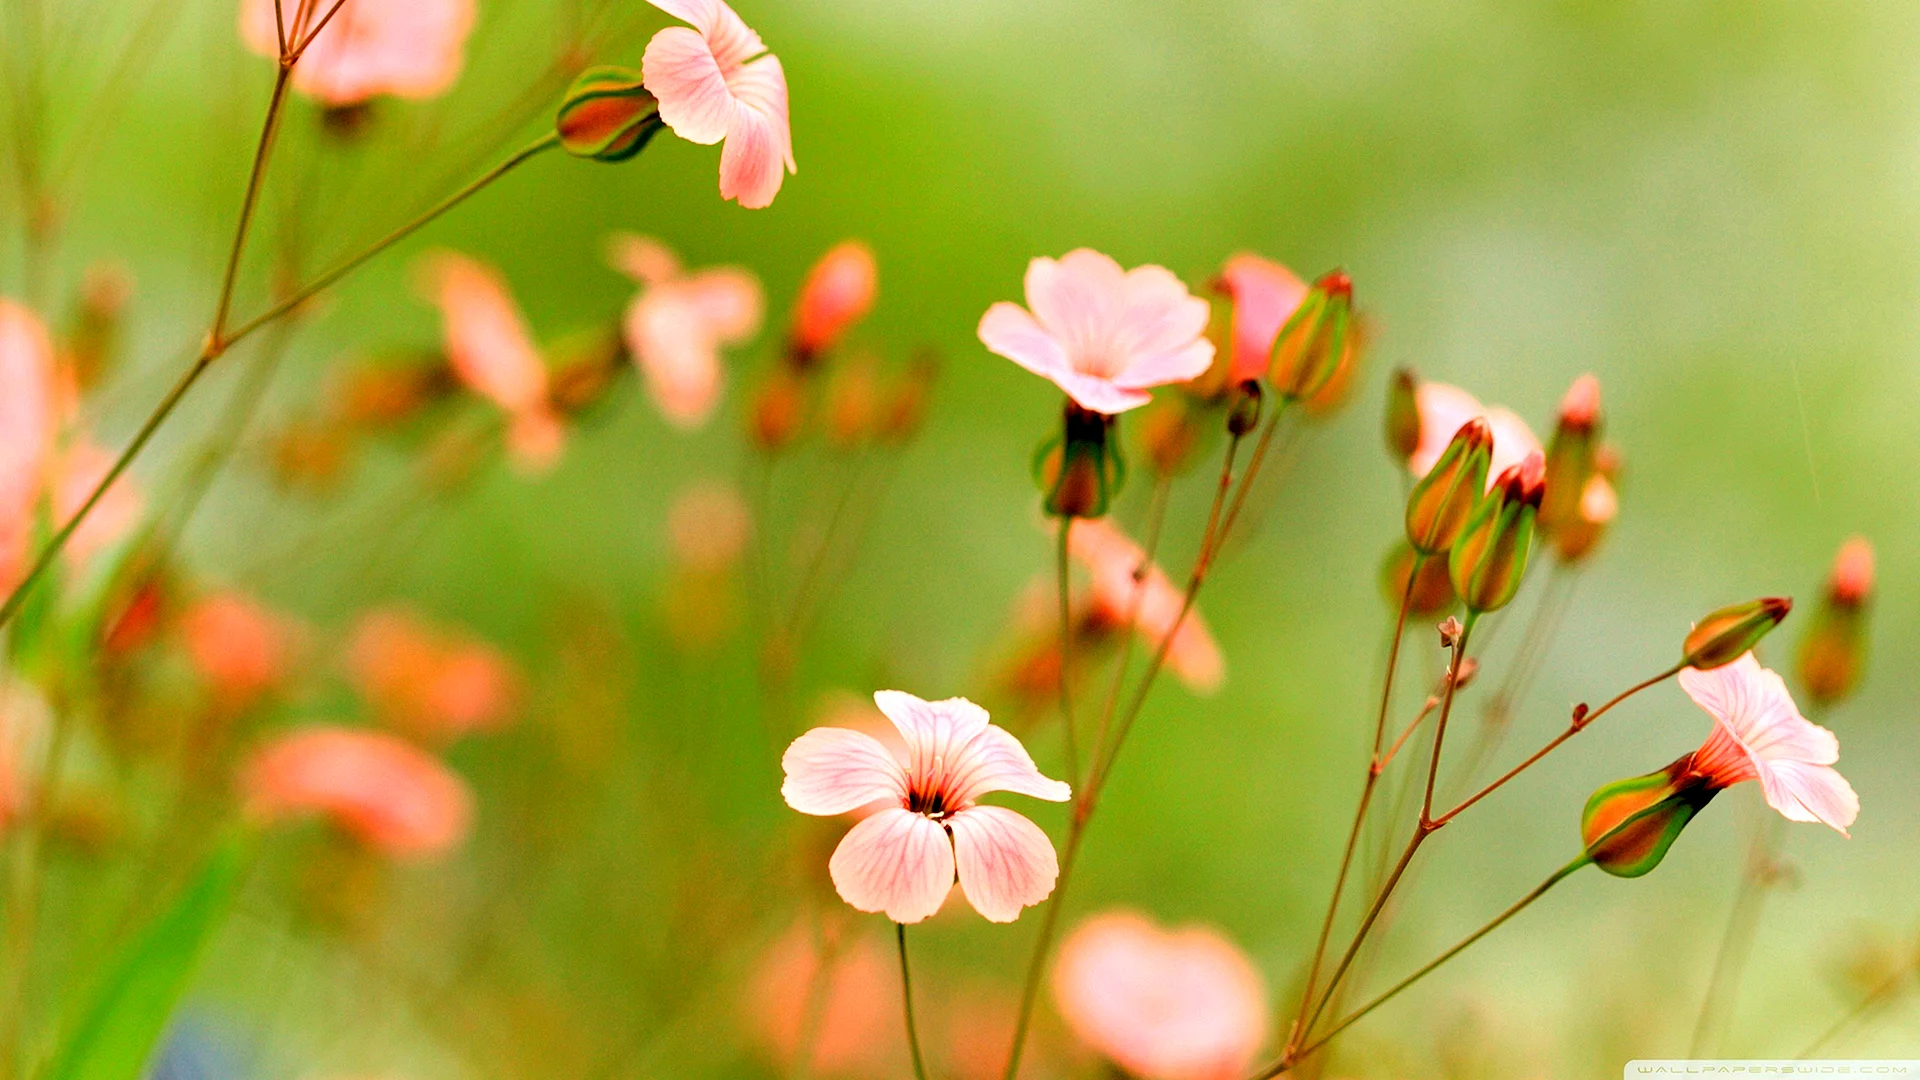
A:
1069 519 1223 694
0 301 57 591
53 439 143 571
1829 536 1874 606
243 725 473 856
748 921 899 1077
1407 380 1540 489
181 591 296 707
610 234 762 429
418 252 564 473
346 606 520 745
1214 253 1307 384
1053 911 1269 1080
781 690 1070 924
241 0 476 106
791 241 877 358
666 479 752 572
979 249 1213 415
641 0 795 208
1681 652 1859 835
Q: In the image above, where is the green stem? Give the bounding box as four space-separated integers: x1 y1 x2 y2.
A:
210 64 292 343
896 923 930 1080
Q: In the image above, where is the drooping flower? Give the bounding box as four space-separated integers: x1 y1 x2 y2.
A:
979 249 1214 415
0 301 57 592
1213 254 1308 385
242 725 473 856
609 234 763 429
1070 518 1223 693
180 591 296 707
418 252 565 473
240 0 477 107
791 241 877 361
345 607 521 745
781 691 1070 924
1052 910 1269 1080
1406 380 1540 489
1680 653 1859 834
640 0 794 208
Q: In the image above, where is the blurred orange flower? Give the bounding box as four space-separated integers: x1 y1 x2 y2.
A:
242 725 473 856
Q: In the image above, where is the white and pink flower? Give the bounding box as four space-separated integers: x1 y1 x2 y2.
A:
1681 652 1859 834
241 0 476 106
641 0 794 209
1213 253 1307 385
1407 380 1541 489
610 234 763 429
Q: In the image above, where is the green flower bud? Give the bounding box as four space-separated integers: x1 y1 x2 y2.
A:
1538 374 1600 536
1682 597 1791 670
1580 758 1718 878
1035 402 1125 519
1383 367 1420 463
1267 270 1352 401
1404 418 1492 555
1449 453 1544 613
556 67 663 162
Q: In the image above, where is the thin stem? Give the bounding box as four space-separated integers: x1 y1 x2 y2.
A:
1798 960 1916 1058
210 64 292 344
1056 517 1080 784
895 923 930 1080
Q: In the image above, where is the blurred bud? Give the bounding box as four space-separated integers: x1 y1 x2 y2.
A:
1539 374 1600 535
549 327 628 415
1452 656 1480 690
1682 597 1791 670
750 367 808 452
1035 402 1124 519
271 419 351 493
877 352 938 444
1267 270 1352 401
1135 393 1204 477
824 352 880 449
1404 418 1492 554
1379 541 1455 617
63 261 132 390
1581 757 1717 878
790 241 877 367
320 101 377 140
334 357 454 429
1226 379 1263 437
1449 453 1544 613
1799 537 1874 706
555 67 663 162
1551 472 1617 563
1384 367 1421 463
1302 310 1367 417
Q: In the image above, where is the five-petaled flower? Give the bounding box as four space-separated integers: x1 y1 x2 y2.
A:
781 690 1070 924
1680 652 1859 834
978 249 1213 415
642 0 795 208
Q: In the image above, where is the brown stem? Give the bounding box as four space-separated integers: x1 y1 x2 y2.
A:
1056 516 1080 783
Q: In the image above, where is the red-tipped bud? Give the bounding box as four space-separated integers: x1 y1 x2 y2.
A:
1581 757 1717 878
1538 373 1601 536
1266 270 1353 401
555 67 663 162
1036 401 1125 519
1384 367 1420 463
1558 373 1600 428
1448 452 1544 613
1404 418 1493 555
1799 537 1874 705
790 241 877 366
1682 597 1791 670
1379 541 1455 618
1302 311 1367 417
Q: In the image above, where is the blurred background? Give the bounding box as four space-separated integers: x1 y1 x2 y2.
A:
9 0 1920 1077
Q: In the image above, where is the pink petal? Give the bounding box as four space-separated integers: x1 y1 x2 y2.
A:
946 725 1072 806
1217 253 1308 383
55 440 143 570
0 302 57 579
1071 518 1224 692
978 302 1073 383
646 0 764 68
1052 370 1151 414
718 54 793 208
827 806 954 924
607 233 683 285
948 805 1059 923
1108 338 1214 392
782 727 909 816
1111 263 1211 362
1025 251 1124 374
643 25 735 145
1407 382 1541 489
627 291 727 429
243 725 473 857
266 0 477 106
682 268 764 342
1757 759 1859 835
873 690 990 771
419 253 548 415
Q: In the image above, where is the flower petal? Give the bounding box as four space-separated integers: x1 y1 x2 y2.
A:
873 690 991 773
1051 369 1151 414
979 302 1072 382
948 805 1060 922
1108 338 1213 391
627 291 726 428
718 57 792 208
1218 253 1308 383
682 268 764 342
1757 759 1859 835
782 727 908 816
1025 251 1124 373
948 725 1072 806
418 253 547 415
1111 264 1211 361
643 25 734 145
827 806 954 923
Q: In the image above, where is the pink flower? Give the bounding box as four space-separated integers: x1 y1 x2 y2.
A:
345 607 521 745
242 725 473 856
54 439 143 572
1213 253 1307 384
792 241 877 357
641 0 795 209
418 252 565 473
1069 519 1222 694
181 591 296 707
1052 911 1269 1080
0 301 57 591
610 234 763 429
241 0 476 106
1407 380 1541 489
781 690 1070 924
978 249 1214 415
1680 653 1859 835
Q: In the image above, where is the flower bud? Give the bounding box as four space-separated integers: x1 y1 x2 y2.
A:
790 241 878 367
1798 537 1873 706
1379 541 1454 617
1682 597 1791 670
1404 418 1493 554
63 261 132 391
1551 472 1617 563
1581 757 1718 878
750 367 808 452
1538 374 1600 535
824 352 880 449
555 67 663 162
1226 379 1263 437
1383 367 1420 463
1036 402 1125 518
1448 453 1544 614
1303 312 1367 417
1266 270 1352 401
877 352 938 445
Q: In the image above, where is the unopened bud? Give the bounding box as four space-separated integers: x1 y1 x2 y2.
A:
1538 374 1601 535
1404 418 1493 554
790 241 877 367
1828 536 1874 608
878 352 938 444
1303 312 1366 417
1227 379 1263 437
750 368 808 452
1438 616 1463 648
549 327 628 415
1449 452 1545 614
1451 656 1480 690
334 357 454 429
1551 472 1617 563
1266 270 1353 401
824 352 881 449
556 67 663 162
1581 758 1717 878
1799 537 1874 706
1379 541 1455 618
1384 367 1420 463
1136 394 1203 476
1682 597 1791 670
1035 401 1125 519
